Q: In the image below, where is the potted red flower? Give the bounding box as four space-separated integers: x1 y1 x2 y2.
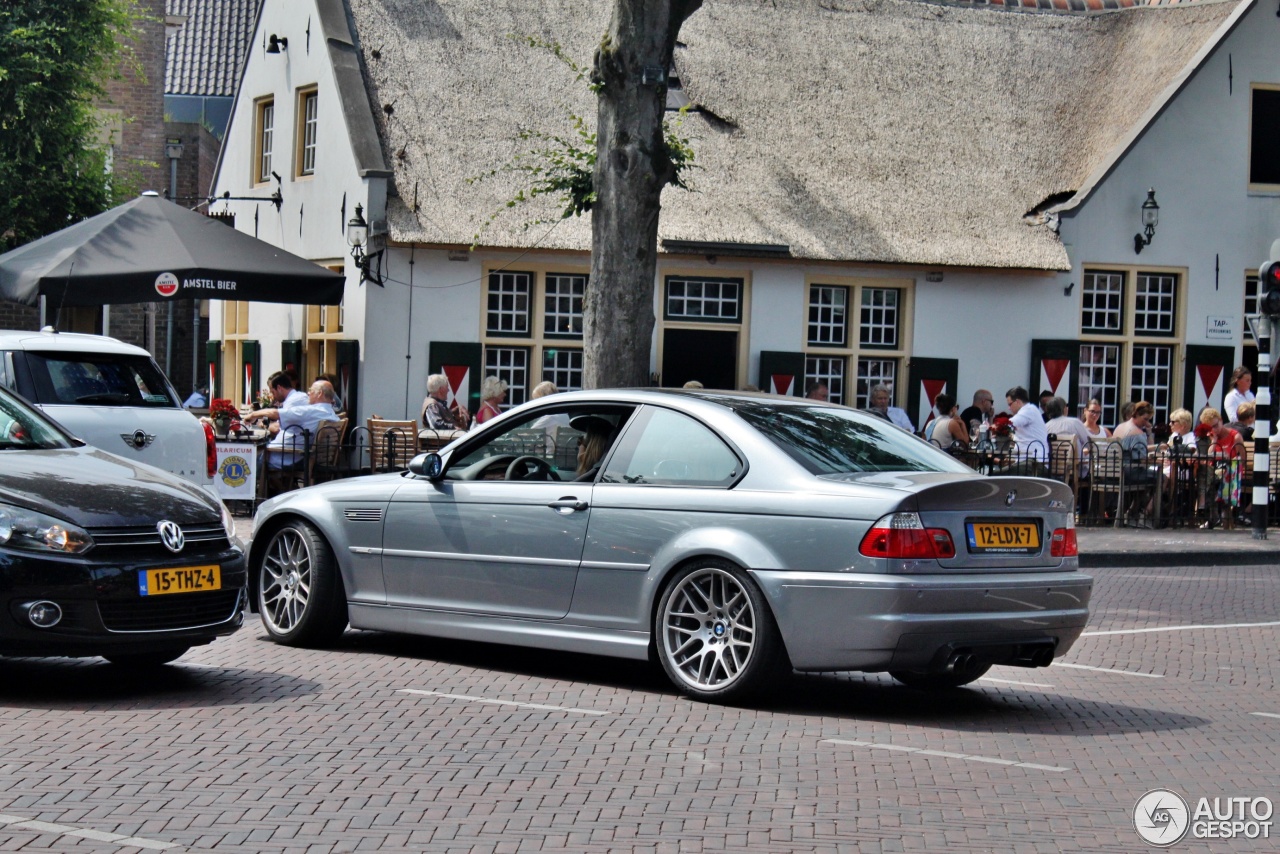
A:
209 398 237 438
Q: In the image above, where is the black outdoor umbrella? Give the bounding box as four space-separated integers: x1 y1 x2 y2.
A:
0 192 344 307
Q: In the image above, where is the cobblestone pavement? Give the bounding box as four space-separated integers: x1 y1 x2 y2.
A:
0 559 1276 852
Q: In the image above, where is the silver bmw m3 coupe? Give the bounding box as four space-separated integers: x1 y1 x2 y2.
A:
248 389 1091 703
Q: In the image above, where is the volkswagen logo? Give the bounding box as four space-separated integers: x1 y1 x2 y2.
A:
1005 489 1018 507
121 430 155 450
157 520 185 553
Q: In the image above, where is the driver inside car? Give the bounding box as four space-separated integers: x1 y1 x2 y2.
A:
572 414 617 482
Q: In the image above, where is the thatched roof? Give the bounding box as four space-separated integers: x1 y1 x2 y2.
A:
343 0 1245 270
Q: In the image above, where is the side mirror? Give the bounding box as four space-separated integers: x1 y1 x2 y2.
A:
408 452 444 481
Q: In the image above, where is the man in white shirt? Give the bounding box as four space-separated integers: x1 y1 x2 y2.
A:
1006 385 1049 467
266 380 340 470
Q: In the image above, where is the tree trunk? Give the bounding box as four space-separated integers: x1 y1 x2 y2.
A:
584 0 701 389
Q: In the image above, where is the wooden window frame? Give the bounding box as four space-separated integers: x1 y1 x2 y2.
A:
1078 263 1186 424
295 87 318 178
802 275 913 408
253 96 274 187
480 264 590 405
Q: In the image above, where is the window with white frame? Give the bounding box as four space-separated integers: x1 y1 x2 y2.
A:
481 268 586 406
859 288 900 349
856 358 898 408
544 274 585 337
1081 271 1124 334
803 279 909 407
1078 267 1183 425
1078 343 1121 424
296 88 318 177
804 356 846 403
484 346 530 408
487 271 532 336
664 277 742 322
807 285 847 347
542 347 583 392
254 98 274 185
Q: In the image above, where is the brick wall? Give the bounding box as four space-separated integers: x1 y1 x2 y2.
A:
104 0 167 196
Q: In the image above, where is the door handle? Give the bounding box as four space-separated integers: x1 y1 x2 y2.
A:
548 498 588 512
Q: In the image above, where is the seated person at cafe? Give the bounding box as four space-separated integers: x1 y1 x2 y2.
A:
1043 396 1090 455
1227 401 1256 442
928 393 970 449
263 381 341 488
422 373 471 431
1003 385 1048 473
1112 400 1154 441
245 371 308 425
315 372 344 413
959 389 995 434
1202 406 1247 525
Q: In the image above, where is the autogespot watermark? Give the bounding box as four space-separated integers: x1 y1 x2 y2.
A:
1133 788 1273 846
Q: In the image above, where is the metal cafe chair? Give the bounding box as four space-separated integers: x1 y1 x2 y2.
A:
1087 438 1153 528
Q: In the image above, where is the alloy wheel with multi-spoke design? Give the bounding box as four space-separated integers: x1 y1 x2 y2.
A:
256 521 346 646
260 526 313 636
660 565 760 693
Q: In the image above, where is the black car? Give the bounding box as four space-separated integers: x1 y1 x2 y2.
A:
0 385 246 666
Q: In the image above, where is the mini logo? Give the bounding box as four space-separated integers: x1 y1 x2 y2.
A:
155 272 179 297
1135 788 1190 847
218 455 249 488
1005 489 1018 506
157 520 185 553
120 430 155 450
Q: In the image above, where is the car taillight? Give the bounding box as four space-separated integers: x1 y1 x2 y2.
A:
204 420 217 478
859 512 955 560
1049 527 1077 557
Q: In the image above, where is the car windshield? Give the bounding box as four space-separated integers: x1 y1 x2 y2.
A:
0 387 72 451
25 352 177 407
733 401 973 475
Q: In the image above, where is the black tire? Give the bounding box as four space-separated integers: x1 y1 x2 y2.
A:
654 559 790 703
103 646 190 668
257 520 348 647
890 663 992 689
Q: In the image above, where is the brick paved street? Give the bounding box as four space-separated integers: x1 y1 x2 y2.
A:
0 559 1276 852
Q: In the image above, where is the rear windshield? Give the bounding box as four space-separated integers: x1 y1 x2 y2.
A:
0 387 72 450
26 352 177 408
733 401 973 475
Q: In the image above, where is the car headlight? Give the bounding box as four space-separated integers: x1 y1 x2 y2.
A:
219 500 236 540
0 502 93 554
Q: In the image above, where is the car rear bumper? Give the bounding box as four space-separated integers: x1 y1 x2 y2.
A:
751 569 1092 672
0 549 247 658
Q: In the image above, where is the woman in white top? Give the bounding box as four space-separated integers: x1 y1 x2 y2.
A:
1082 398 1110 439
929 393 970 449
1223 366 1254 423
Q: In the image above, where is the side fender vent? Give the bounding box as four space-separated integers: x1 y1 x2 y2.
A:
343 508 384 522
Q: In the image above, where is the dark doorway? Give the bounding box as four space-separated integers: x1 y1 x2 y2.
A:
662 328 737 390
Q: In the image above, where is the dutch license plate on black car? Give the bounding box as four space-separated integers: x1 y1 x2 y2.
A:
139 566 221 595
966 521 1040 554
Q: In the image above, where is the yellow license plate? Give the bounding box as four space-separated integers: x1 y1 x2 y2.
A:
139 566 221 596
967 522 1040 554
